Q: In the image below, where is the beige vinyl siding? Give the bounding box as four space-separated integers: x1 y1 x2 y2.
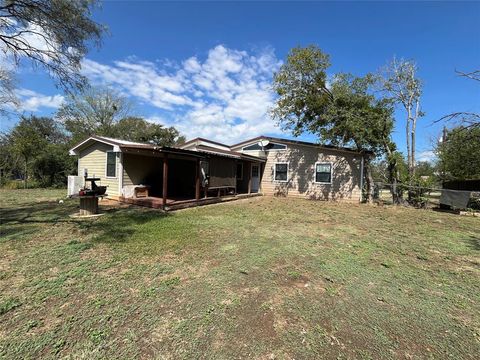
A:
77 142 120 198
247 143 362 202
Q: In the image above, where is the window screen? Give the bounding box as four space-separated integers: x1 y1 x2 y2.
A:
275 163 288 181
315 163 332 183
106 152 116 177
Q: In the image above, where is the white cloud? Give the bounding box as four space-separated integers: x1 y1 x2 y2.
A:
81 45 284 143
417 150 436 162
16 88 64 112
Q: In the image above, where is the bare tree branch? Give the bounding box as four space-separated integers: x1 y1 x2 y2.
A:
434 112 480 129
455 69 480 82
0 0 104 97
0 66 18 116
434 69 480 130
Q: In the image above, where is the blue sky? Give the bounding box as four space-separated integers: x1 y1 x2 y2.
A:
4 1 480 161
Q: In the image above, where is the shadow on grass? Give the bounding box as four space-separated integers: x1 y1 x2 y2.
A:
464 236 480 251
0 224 38 240
1 199 170 248
76 207 170 244
0 201 76 225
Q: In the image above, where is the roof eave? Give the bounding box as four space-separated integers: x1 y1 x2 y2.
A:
69 136 122 156
232 135 371 155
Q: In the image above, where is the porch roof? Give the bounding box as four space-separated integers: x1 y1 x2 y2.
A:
69 136 205 158
195 145 266 162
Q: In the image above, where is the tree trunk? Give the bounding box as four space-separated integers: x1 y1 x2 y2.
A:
411 123 416 177
364 158 374 204
24 157 27 189
411 100 419 177
384 143 403 205
406 107 411 177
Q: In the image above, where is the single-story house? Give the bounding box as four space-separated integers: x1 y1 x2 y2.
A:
69 135 367 209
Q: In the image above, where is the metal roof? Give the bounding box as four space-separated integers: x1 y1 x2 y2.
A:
195 145 266 162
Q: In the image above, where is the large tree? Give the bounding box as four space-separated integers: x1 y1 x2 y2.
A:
114 117 186 147
0 132 21 183
8 115 66 188
32 142 74 187
271 45 332 136
436 126 480 180
272 46 396 202
0 0 104 101
323 74 399 202
57 88 186 146
378 58 423 178
56 87 132 143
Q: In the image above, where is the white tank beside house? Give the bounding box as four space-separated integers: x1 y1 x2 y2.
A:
67 175 84 197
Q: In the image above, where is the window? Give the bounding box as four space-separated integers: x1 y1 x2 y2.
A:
274 163 288 182
236 163 243 180
106 151 117 177
315 163 332 183
242 142 287 151
252 165 259 177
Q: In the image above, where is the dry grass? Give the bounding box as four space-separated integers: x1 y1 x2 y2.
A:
1 189 479 359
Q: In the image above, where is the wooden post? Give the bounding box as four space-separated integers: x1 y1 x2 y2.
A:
195 158 200 201
259 163 263 194
162 154 168 209
247 162 252 194
79 196 98 215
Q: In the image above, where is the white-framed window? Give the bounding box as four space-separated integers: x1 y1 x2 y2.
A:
314 162 332 184
274 163 288 182
106 151 117 178
236 163 243 180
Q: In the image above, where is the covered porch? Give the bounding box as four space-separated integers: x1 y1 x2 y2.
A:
118 146 264 211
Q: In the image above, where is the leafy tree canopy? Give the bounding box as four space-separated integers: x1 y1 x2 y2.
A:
321 73 395 154
113 117 186 147
272 45 394 156
56 87 132 144
10 115 64 159
437 126 480 180
5 115 71 187
272 45 332 136
415 161 436 178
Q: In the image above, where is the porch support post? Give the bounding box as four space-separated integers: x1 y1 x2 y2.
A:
195 158 200 201
247 162 252 194
162 154 168 209
259 163 263 194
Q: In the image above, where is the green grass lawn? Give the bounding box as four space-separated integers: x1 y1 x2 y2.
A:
1 189 479 359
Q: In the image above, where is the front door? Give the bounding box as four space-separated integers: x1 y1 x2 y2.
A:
251 164 260 193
